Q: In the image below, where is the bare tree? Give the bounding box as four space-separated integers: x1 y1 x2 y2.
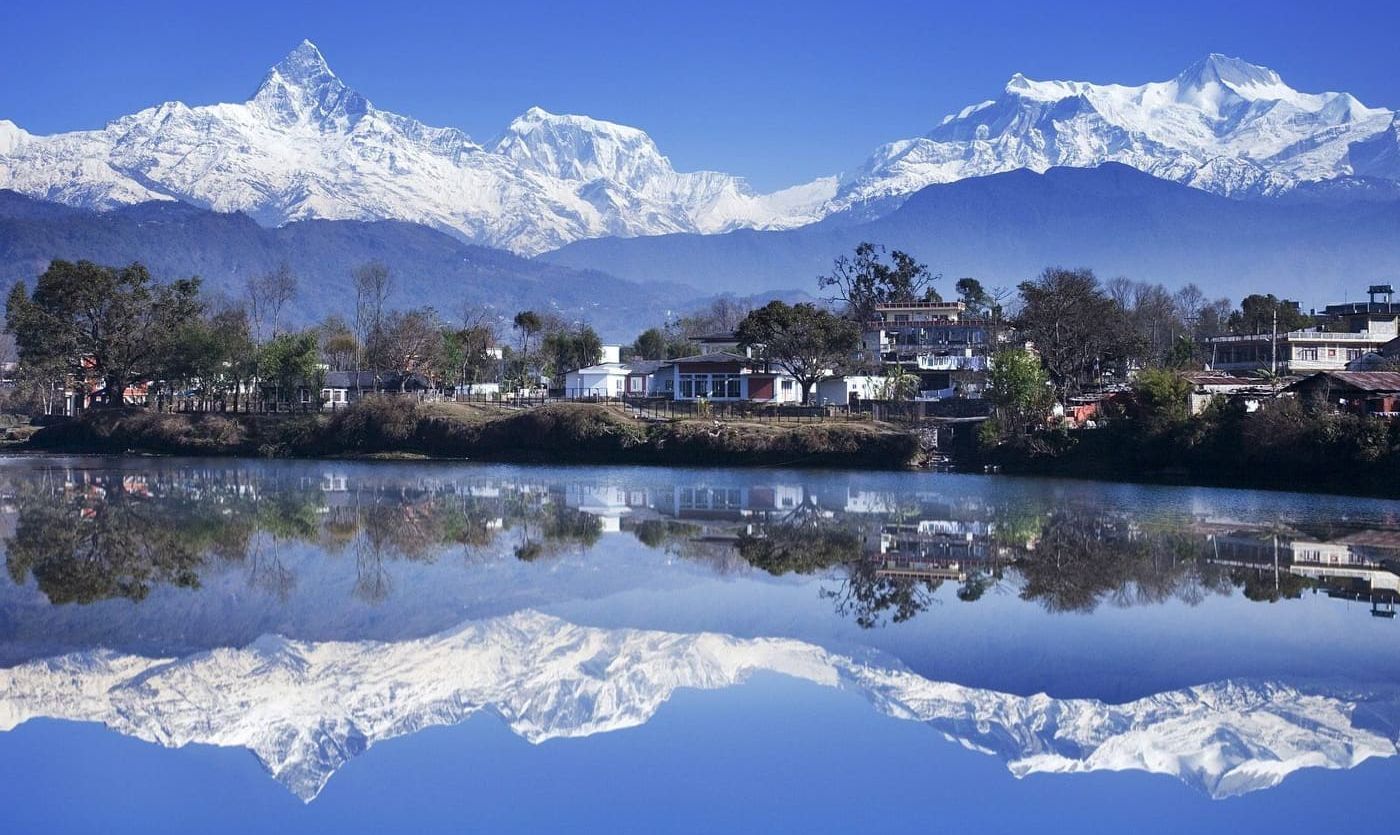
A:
379 308 443 390
352 261 393 392
245 263 298 343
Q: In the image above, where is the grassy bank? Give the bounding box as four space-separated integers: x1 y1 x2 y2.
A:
24 400 922 469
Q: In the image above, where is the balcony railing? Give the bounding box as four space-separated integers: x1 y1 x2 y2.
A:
915 355 987 371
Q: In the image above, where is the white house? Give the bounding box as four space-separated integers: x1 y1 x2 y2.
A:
564 359 668 398
815 375 888 406
667 352 803 403
564 362 631 397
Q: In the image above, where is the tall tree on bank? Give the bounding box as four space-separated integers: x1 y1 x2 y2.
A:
1013 267 1136 396
352 261 393 391
6 261 201 407
736 301 860 404
818 242 940 323
512 310 543 382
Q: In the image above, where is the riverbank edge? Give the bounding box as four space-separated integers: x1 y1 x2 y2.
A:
965 433 1400 499
19 403 925 470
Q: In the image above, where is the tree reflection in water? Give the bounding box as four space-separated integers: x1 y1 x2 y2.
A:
4 465 1397 625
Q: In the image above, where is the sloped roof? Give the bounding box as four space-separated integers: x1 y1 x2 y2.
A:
667 351 755 365
1287 371 1400 392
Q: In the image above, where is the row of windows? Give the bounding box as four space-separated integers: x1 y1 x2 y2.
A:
679 373 743 399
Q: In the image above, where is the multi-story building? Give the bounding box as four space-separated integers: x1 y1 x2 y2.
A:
1206 287 1400 376
862 301 1003 399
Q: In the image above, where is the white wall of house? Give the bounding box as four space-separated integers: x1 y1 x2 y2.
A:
565 366 628 397
816 375 886 406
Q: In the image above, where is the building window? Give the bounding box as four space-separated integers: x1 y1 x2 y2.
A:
781 379 794 393
1295 347 1319 361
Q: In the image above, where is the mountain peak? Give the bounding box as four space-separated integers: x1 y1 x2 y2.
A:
1176 53 1284 93
251 40 367 127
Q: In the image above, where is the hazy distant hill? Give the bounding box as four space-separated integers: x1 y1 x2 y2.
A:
0 191 692 339
543 164 1400 304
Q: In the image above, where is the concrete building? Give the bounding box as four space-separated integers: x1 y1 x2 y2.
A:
862 302 1001 400
1206 287 1400 375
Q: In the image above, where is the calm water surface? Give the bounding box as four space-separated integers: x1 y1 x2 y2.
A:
0 456 1397 833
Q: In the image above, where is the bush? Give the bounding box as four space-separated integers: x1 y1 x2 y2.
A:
324 396 421 452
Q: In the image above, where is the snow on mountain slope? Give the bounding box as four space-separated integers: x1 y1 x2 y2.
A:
0 41 833 255
829 54 1399 216
3 47 1397 254
0 611 1394 801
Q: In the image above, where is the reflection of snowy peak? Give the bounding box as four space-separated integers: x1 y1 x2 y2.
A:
0 611 1394 801
0 41 833 255
830 54 1399 215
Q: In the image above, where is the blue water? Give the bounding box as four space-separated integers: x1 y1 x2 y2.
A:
0 457 1396 833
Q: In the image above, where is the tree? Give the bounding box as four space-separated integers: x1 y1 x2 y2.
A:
245 263 298 342
542 325 604 386
1013 267 1135 396
512 310 544 381
985 347 1052 435
1229 294 1312 335
630 327 668 361
671 296 752 337
6 260 202 407
317 315 359 372
1131 368 1193 433
377 308 444 390
818 242 940 322
955 277 990 313
259 330 320 407
736 301 860 404
353 261 393 380
875 365 920 401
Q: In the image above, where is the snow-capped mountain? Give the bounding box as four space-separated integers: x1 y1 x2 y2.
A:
3 47 1397 256
0 41 834 255
1 611 1394 801
829 54 1400 216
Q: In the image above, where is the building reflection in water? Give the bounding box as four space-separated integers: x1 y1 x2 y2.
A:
0 463 1397 622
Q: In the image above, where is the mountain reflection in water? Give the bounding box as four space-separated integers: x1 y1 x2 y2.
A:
1 458 1399 806
2 610 1396 802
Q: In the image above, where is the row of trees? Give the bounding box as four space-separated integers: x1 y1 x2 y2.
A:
4 259 509 413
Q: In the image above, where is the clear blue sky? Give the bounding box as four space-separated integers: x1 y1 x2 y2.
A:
3 0 1397 190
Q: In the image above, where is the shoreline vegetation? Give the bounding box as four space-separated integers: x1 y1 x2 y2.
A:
15 395 1400 498
971 386 1400 499
20 399 924 470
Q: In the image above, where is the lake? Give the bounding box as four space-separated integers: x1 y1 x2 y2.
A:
0 456 1397 833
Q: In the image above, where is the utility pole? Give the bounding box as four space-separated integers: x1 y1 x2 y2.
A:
1270 307 1278 376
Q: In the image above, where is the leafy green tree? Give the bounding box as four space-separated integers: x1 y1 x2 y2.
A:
818 242 940 322
736 301 861 403
259 330 320 407
955 277 990 313
630 327 668 361
6 260 202 407
985 347 1052 435
1228 294 1312 335
1131 368 1193 433
542 325 604 385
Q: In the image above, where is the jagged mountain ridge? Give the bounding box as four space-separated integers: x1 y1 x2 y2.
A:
828 53 1400 217
1 47 1398 257
0 41 834 256
0 611 1394 802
